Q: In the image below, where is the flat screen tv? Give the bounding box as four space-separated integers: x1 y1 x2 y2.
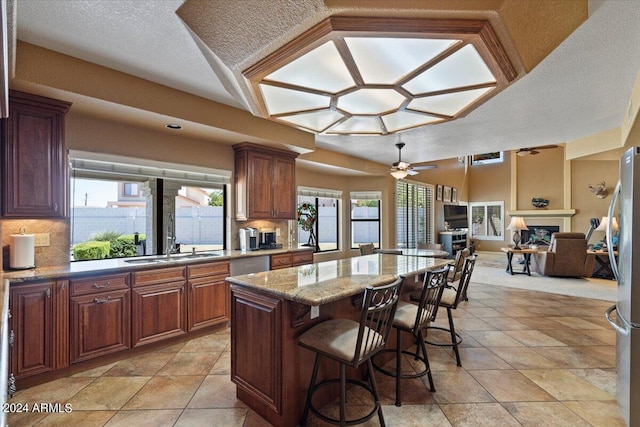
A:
444 205 468 229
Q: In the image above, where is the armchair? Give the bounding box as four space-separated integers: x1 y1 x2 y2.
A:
531 232 595 277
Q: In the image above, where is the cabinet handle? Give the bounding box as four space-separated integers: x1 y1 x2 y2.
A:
46 288 51 298
93 282 109 289
54 202 58 212
9 330 14 347
94 296 111 304
181 286 184 294
60 282 66 290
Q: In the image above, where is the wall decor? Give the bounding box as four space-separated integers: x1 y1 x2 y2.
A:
531 197 549 208
470 152 503 165
452 188 458 203
436 184 443 201
588 181 608 199
443 186 452 203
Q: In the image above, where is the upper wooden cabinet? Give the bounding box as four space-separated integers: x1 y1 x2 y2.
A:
2 91 71 218
234 142 298 220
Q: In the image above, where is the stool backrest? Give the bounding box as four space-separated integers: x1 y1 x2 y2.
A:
449 248 470 282
450 254 477 309
353 277 403 365
413 266 449 331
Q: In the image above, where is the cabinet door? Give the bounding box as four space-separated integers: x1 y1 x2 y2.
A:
9 282 54 379
70 289 131 363
2 91 70 218
292 251 313 266
270 253 292 270
188 276 229 331
132 281 187 347
272 156 296 219
248 151 275 219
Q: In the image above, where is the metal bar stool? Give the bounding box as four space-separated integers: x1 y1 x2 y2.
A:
411 255 477 367
298 277 403 426
372 266 449 406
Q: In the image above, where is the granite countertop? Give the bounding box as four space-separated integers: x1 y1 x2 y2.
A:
226 253 450 306
1 246 313 284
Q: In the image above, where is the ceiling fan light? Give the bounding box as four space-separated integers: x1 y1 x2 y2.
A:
516 150 528 156
391 169 409 179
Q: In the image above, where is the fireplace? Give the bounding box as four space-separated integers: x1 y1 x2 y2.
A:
521 225 560 246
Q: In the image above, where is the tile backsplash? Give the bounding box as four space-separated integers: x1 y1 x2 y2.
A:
1 219 70 270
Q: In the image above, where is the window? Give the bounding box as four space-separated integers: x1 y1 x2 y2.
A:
69 151 230 261
469 201 504 240
470 152 503 165
350 191 381 248
396 181 435 248
297 187 341 252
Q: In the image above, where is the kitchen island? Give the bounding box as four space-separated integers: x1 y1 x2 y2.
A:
226 253 450 427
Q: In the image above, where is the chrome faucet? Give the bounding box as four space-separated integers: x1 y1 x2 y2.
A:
166 212 176 257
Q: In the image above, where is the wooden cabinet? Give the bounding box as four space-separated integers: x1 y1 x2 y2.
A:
270 250 314 270
234 142 298 220
70 274 131 363
187 261 231 331
2 91 71 218
8 280 69 383
131 267 187 347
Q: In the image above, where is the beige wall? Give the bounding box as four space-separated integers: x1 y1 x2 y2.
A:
516 148 564 210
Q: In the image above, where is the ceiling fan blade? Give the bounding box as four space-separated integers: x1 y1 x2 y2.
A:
529 150 540 155
412 164 437 171
406 169 419 176
534 144 558 150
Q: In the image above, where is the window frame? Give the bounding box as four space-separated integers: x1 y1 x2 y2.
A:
395 181 435 249
469 201 505 241
349 194 381 249
297 190 341 253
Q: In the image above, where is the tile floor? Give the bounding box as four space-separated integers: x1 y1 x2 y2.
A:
7 282 625 426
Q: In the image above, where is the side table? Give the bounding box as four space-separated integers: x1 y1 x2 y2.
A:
500 247 539 276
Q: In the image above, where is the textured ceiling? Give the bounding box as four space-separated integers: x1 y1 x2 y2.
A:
14 0 640 168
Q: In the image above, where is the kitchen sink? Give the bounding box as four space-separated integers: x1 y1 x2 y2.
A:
124 253 221 264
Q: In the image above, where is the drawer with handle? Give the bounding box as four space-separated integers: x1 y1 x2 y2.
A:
70 273 129 296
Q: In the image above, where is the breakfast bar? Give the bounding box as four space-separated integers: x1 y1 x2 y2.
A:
226 253 450 426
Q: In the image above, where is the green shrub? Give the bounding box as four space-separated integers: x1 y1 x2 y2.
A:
109 239 138 258
73 241 110 260
117 234 146 243
91 231 122 242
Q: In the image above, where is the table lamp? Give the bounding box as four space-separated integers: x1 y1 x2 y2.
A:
507 216 528 249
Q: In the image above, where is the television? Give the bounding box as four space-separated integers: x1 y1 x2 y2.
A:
443 205 468 230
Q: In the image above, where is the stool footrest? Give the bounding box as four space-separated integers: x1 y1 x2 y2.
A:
424 326 462 347
306 378 379 426
372 348 431 379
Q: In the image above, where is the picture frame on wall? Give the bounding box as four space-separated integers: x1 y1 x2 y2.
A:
452 188 458 203
443 186 452 203
436 184 443 201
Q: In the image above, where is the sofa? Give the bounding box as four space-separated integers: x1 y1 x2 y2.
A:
531 232 595 277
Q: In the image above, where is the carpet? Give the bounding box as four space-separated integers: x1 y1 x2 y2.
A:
470 251 617 302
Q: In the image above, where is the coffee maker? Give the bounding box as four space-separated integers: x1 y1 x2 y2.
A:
259 229 280 249
239 227 259 251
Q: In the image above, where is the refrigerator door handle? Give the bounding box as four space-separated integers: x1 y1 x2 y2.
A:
606 304 630 336
606 180 621 282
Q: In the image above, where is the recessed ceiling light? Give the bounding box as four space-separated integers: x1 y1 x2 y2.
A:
166 124 182 130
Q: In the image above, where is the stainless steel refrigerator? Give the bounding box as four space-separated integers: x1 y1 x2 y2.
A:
606 146 640 426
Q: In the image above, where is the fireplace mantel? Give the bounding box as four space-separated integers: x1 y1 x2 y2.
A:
507 209 576 218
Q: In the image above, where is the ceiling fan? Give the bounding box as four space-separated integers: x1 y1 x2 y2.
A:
515 145 558 156
388 142 437 179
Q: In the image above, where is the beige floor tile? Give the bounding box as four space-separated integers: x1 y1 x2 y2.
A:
440 402 521 426
34 410 116 426
576 345 616 367
520 369 615 401
447 317 497 331
157 351 218 376
188 374 247 408
516 317 565 329
549 316 606 330
429 370 495 404
210 350 231 375
104 409 183 426
504 330 567 347
467 331 525 347
104 351 174 376
464 307 504 318
6 410 48 427
180 333 230 352
243 408 274 427
494 307 539 318
569 368 617 396
530 346 609 368
66 376 151 410
488 347 560 369
503 401 591 426
373 371 437 406
71 361 119 377
155 341 187 353
381 404 452 426
175 408 248 427
9 377 95 405
542 328 611 346
122 375 204 409
563 400 626 426
581 328 617 345
455 348 512 370
469 369 555 402
478 316 531 330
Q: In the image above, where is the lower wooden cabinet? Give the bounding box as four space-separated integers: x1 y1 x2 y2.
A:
271 250 314 270
70 288 131 364
187 261 231 331
131 267 187 347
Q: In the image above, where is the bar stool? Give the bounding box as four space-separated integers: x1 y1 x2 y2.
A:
298 277 403 426
372 266 449 406
411 255 477 367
